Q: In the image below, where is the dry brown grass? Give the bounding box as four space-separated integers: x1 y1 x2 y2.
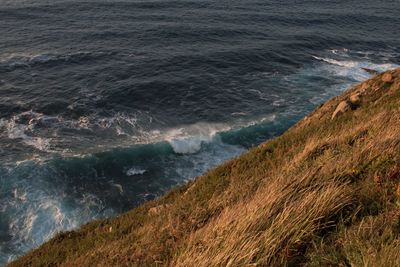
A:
8 68 400 267
175 173 352 266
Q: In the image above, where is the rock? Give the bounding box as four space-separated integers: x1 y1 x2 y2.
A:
349 94 361 106
359 82 370 94
362 68 379 75
382 73 393 83
331 100 352 120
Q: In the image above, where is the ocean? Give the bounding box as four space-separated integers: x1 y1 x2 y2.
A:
0 0 399 264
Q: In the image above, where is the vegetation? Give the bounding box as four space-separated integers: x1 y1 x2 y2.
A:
9 69 400 266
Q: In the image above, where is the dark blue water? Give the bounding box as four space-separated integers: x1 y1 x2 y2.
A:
1 0 399 264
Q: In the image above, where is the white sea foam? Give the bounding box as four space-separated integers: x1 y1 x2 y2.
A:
244 114 277 127
126 167 147 176
269 48 400 117
169 138 204 154
0 101 279 161
159 122 231 154
1 170 111 264
0 111 53 152
7 197 72 254
0 110 144 157
312 54 399 82
161 115 277 154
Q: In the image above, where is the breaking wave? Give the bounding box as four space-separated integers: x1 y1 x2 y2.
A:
313 55 398 82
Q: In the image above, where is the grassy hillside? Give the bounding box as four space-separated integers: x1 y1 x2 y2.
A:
9 69 400 267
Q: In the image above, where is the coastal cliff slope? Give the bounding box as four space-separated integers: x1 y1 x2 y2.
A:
9 69 400 266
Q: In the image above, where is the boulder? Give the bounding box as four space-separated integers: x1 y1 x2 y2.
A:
382 73 393 83
331 100 352 120
349 93 361 106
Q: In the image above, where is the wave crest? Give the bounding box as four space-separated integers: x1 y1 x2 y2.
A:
162 122 230 154
312 52 399 82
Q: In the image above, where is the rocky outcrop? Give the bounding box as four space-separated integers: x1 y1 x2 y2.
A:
382 73 393 83
331 69 400 120
331 101 352 120
349 93 361 106
331 93 362 120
